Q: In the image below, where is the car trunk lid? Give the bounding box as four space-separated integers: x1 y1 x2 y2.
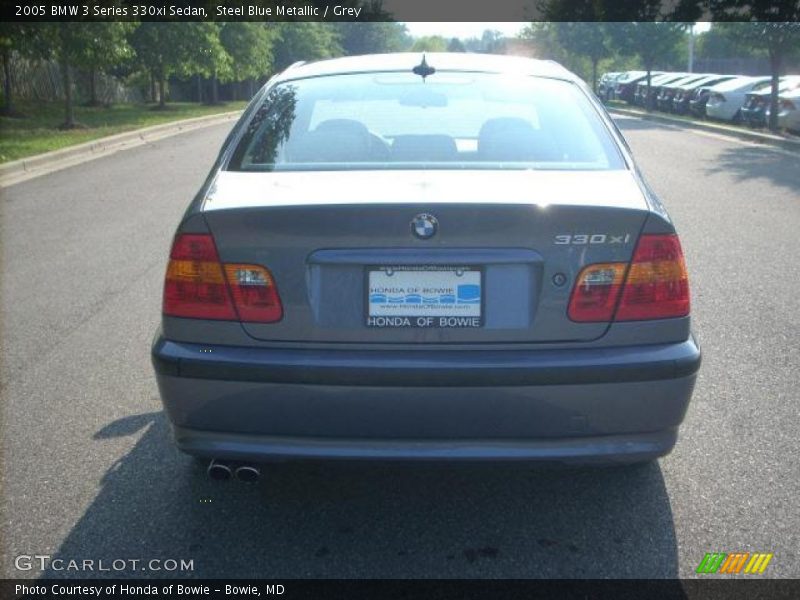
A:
201 169 649 344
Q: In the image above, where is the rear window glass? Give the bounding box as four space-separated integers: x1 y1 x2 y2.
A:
228 71 625 172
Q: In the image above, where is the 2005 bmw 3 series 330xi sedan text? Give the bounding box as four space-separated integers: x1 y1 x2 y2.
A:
151 53 701 476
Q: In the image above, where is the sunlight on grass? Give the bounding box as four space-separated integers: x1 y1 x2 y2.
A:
0 101 247 163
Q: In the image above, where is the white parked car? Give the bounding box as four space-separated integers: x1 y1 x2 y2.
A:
705 76 773 122
766 87 800 132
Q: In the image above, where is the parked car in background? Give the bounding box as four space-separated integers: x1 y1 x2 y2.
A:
766 87 800 132
741 76 800 127
690 76 769 118
598 72 622 101
672 75 736 115
705 76 775 122
656 74 711 112
634 73 687 107
615 71 656 104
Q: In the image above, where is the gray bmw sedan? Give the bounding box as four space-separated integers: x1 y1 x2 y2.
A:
151 53 700 479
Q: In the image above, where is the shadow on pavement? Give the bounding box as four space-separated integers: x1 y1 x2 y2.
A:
703 145 800 194
44 411 679 578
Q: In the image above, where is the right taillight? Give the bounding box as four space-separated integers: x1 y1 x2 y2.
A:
616 234 690 321
568 234 690 323
163 233 282 323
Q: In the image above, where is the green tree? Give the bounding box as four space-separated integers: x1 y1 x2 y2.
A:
79 23 135 106
606 22 690 109
26 24 99 127
220 23 275 99
708 0 800 130
336 22 410 55
447 38 466 52
131 23 190 108
480 30 506 54
552 23 610 92
410 36 448 52
272 23 341 71
184 23 232 105
0 23 35 116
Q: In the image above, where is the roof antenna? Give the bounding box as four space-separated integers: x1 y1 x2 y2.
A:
412 54 436 81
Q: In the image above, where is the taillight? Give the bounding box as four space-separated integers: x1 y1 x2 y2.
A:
567 234 690 323
616 234 690 321
163 233 282 323
567 263 627 322
164 234 237 320
224 264 283 323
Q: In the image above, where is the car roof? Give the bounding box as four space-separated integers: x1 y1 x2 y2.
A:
709 76 766 91
780 87 800 98
677 74 730 89
274 53 577 83
664 74 713 87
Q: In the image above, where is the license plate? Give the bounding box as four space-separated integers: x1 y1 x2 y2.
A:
366 266 482 328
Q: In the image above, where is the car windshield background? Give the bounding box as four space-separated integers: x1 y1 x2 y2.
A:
227 72 625 172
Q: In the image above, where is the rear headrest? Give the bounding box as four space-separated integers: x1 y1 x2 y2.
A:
392 135 457 162
286 129 371 163
315 119 371 137
478 117 560 162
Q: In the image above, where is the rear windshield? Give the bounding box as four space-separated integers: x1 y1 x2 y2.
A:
227 72 625 172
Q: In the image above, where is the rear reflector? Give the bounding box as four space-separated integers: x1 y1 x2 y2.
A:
568 234 690 323
616 234 690 321
163 234 282 323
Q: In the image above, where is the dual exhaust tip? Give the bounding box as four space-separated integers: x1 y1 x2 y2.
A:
207 459 260 483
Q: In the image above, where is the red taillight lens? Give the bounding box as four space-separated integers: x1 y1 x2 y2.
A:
164 234 237 320
567 263 627 322
616 234 690 321
567 234 690 323
224 264 283 323
163 234 282 323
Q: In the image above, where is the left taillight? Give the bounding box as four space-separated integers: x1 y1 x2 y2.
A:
568 234 690 323
616 234 690 321
163 233 282 323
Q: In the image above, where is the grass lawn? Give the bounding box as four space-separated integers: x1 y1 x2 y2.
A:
0 100 247 163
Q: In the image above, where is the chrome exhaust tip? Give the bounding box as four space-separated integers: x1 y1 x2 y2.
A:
207 459 232 481
234 464 260 483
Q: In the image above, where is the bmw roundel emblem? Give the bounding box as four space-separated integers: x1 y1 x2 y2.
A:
411 213 438 239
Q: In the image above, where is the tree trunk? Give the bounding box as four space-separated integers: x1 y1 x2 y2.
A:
158 75 166 109
196 74 203 103
591 57 598 94
61 60 75 128
768 49 781 132
211 73 219 105
2 46 12 114
150 71 156 103
89 67 97 106
248 78 255 98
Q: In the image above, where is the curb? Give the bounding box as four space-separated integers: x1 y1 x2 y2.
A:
608 106 800 153
0 110 243 187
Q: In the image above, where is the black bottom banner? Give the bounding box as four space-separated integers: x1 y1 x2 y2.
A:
3 579 800 600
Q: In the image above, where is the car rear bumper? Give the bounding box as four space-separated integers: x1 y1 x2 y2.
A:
152 335 701 464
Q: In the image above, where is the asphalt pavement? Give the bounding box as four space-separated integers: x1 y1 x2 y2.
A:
1 116 798 578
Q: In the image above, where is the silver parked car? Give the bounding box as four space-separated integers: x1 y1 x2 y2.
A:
151 54 700 479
